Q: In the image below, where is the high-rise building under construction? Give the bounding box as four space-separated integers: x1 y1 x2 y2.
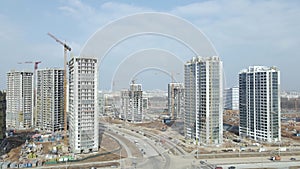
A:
68 56 99 154
36 68 64 132
6 70 33 129
168 82 184 120
239 66 281 142
120 82 143 123
184 56 223 145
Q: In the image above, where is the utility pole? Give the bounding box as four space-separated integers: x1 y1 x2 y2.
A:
47 32 71 145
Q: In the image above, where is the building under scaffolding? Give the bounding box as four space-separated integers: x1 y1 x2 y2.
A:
120 82 143 123
168 82 184 120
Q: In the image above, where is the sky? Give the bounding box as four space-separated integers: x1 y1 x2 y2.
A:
0 0 299 91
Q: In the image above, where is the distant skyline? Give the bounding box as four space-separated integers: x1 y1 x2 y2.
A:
0 0 299 91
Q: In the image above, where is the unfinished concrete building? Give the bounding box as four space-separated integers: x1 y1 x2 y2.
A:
120 82 143 123
6 70 33 129
36 68 64 131
168 82 184 120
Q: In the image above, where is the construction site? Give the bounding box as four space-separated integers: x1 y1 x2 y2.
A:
1 109 300 168
0 129 124 168
1 94 300 168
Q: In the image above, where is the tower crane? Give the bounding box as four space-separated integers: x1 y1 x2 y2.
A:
47 32 71 144
18 61 42 71
18 61 42 128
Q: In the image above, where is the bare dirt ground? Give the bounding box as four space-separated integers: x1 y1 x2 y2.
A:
6 146 20 162
4 132 126 165
132 120 167 131
223 110 239 126
69 133 126 162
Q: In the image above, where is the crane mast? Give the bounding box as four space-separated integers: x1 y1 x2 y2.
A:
47 33 71 144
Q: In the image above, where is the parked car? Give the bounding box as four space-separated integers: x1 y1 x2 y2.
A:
291 157 296 161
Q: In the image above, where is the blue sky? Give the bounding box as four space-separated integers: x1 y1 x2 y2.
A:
0 0 299 91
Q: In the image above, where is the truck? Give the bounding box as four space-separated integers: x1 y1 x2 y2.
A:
271 155 281 161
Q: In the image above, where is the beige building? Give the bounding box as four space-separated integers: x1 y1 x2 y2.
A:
168 82 184 120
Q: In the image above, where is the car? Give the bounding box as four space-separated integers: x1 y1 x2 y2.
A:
228 166 236 169
291 157 296 161
200 160 205 164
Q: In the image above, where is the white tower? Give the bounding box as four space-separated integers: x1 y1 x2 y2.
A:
68 57 99 154
184 56 223 145
239 66 281 142
6 70 33 129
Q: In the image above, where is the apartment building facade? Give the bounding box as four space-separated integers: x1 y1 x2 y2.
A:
120 82 143 123
224 87 239 110
6 71 33 129
184 56 223 145
239 66 281 142
36 68 64 131
68 57 99 154
168 82 184 120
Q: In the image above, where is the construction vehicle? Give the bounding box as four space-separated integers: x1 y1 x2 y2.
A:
270 155 281 161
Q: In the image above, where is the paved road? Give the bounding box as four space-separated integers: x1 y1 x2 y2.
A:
109 124 171 169
221 161 300 169
105 131 132 158
100 123 300 169
168 155 300 169
37 155 300 169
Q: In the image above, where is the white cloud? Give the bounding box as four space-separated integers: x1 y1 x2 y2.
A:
170 0 300 89
169 0 300 56
57 0 300 90
58 6 77 15
100 2 152 14
59 0 152 26
172 1 222 17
